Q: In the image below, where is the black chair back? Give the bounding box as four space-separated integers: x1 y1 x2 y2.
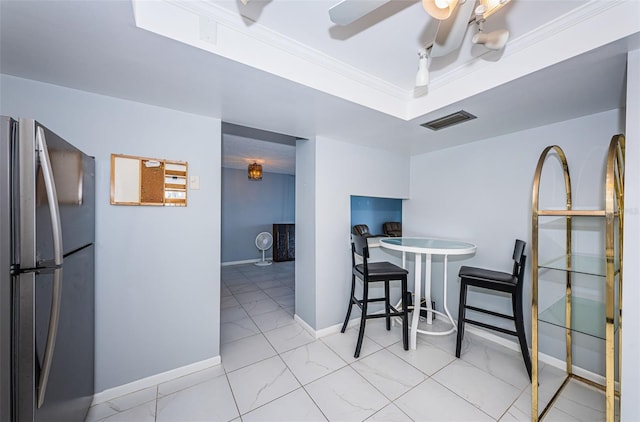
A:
352 233 368 256
512 239 527 281
383 222 402 237
352 224 372 237
351 234 369 272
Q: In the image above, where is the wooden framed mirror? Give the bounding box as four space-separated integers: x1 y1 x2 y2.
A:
110 153 188 207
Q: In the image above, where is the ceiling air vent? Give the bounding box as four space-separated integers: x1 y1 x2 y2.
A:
420 110 476 131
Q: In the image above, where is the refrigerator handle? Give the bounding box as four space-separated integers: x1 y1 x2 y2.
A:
36 126 63 266
37 267 63 408
35 126 64 408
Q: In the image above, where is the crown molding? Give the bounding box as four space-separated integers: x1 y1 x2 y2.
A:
407 0 638 119
132 0 412 119
133 0 637 122
428 0 624 91
185 1 409 98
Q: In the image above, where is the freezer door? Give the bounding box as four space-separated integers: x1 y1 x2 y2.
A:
17 245 95 422
18 119 95 268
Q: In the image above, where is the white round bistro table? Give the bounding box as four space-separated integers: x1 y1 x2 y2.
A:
379 237 476 350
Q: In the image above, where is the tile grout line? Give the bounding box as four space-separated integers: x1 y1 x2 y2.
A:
225 265 419 421
93 262 601 421
226 266 400 420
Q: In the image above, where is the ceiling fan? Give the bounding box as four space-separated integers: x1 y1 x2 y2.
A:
330 0 510 54
239 0 511 88
329 0 512 86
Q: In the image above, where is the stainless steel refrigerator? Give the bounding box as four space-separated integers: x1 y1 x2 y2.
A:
1 117 95 421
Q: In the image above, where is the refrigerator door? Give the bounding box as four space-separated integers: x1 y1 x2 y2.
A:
17 245 94 422
15 118 95 421
37 245 94 421
0 116 17 422
19 119 94 270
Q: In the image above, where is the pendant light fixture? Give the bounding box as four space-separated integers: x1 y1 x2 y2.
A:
248 162 263 180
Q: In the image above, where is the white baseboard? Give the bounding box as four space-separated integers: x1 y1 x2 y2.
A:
91 356 221 405
466 326 606 386
293 315 606 387
293 315 373 339
317 318 361 338
294 314 318 337
221 259 263 266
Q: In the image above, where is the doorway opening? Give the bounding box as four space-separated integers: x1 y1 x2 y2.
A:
220 122 298 339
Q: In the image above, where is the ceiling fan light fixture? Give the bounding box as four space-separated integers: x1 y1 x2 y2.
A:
472 28 510 50
473 2 509 50
422 0 459 20
477 0 510 19
415 48 430 87
248 162 263 180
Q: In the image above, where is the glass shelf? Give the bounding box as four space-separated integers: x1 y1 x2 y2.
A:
537 214 611 230
538 296 618 340
531 136 624 422
539 254 619 277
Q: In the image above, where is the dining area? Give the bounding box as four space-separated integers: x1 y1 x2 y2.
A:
211 258 549 422
343 225 532 383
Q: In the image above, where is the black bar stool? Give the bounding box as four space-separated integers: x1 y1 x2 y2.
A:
341 234 409 358
455 239 532 380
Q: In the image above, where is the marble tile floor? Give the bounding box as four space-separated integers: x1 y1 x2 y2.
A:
86 261 608 422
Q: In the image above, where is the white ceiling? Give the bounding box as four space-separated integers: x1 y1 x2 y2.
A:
221 122 298 174
210 0 580 91
1 0 638 176
222 133 296 174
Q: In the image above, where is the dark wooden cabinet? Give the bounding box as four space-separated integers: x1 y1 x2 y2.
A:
273 223 295 262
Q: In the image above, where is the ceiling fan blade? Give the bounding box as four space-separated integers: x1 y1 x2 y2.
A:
328 0 391 25
430 0 476 57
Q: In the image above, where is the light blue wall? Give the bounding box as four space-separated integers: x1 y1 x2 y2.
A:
221 167 295 263
311 137 411 330
295 139 316 327
407 108 623 376
350 195 402 235
0 74 222 393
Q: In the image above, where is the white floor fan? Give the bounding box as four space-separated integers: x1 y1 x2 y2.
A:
255 231 273 266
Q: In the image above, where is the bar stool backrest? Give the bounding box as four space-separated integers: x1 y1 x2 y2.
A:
351 234 370 274
512 239 527 280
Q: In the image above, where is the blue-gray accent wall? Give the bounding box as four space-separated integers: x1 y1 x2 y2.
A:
350 196 402 236
221 167 295 263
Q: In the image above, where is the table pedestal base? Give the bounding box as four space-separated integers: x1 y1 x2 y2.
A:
379 238 476 351
409 253 457 349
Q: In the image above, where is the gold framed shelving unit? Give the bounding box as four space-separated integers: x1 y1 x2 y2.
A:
531 134 625 421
